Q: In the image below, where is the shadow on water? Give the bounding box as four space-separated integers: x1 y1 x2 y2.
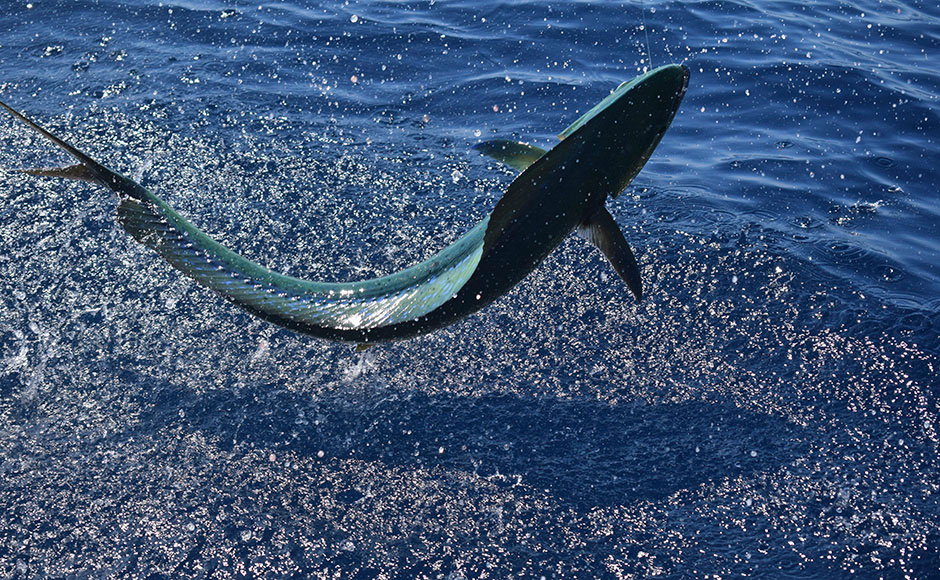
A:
131 374 809 510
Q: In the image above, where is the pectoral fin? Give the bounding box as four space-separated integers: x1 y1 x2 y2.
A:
472 140 547 172
577 207 643 301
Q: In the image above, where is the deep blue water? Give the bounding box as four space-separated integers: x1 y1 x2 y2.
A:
1 1 938 578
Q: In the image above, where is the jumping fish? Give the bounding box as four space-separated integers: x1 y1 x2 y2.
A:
0 64 689 345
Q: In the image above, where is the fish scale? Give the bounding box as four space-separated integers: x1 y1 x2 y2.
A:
116 184 486 331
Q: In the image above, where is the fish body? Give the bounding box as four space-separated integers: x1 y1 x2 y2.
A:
1 64 689 344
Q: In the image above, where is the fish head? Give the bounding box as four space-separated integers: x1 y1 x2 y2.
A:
556 63 690 200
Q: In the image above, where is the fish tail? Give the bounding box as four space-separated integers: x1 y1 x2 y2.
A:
0 98 142 198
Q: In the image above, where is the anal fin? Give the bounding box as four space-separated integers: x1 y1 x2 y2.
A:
577 207 643 301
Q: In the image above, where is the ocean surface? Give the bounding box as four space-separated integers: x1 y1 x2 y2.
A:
1 1 938 578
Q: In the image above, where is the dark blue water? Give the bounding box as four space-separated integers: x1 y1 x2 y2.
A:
1 1 938 578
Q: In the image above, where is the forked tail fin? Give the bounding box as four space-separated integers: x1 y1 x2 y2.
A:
0 98 139 196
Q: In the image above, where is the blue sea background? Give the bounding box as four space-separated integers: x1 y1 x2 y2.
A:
0 0 938 578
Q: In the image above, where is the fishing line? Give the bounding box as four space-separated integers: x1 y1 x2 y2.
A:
640 0 654 70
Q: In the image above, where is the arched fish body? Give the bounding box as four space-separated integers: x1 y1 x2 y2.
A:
0 64 689 344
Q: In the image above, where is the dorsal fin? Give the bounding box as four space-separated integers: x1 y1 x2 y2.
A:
472 140 547 172
577 206 643 301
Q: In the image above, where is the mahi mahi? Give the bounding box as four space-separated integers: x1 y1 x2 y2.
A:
0 64 689 344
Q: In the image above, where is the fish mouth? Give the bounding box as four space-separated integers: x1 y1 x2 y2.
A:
680 63 691 92
651 63 690 130
640 64 689 160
